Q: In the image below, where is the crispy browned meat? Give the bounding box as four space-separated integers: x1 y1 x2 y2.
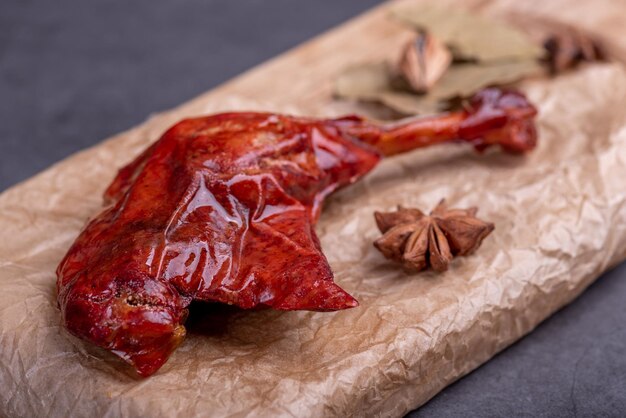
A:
56 88 537 377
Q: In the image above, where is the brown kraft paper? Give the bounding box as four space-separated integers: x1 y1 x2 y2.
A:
1 0 626 416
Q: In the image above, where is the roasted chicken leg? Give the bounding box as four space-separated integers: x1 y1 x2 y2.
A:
57 88 537 376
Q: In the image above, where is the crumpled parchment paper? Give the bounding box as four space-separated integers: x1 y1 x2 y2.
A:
2 2 626 418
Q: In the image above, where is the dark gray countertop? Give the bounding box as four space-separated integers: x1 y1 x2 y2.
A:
1 1 624 416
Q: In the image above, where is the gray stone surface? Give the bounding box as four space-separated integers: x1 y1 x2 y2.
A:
1 1 624 416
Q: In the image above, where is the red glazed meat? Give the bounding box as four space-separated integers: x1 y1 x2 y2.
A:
56 88 537 376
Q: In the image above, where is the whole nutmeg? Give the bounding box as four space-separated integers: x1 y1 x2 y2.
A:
397 32 452 93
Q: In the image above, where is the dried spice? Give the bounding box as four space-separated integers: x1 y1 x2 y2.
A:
335 60 542 115
334 6 548 117
374 200 494 272
501 13 607 74
543 27 604 74
392 6 544 63
397 33 452 93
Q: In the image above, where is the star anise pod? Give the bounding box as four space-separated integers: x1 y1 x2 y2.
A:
373 200 495 272
543 26 605 74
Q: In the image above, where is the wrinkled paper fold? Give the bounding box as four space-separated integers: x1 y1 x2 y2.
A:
2 1 626 417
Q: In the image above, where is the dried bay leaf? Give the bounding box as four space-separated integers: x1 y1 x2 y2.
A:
392 6 544 63
334 62 391 100
334 63 443 114
376 91 444 115
428 59 543 99
335 60 543 115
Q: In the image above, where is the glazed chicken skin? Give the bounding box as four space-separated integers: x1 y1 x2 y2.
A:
57 88 537 377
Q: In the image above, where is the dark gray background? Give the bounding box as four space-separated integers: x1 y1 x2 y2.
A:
1 1 625 416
